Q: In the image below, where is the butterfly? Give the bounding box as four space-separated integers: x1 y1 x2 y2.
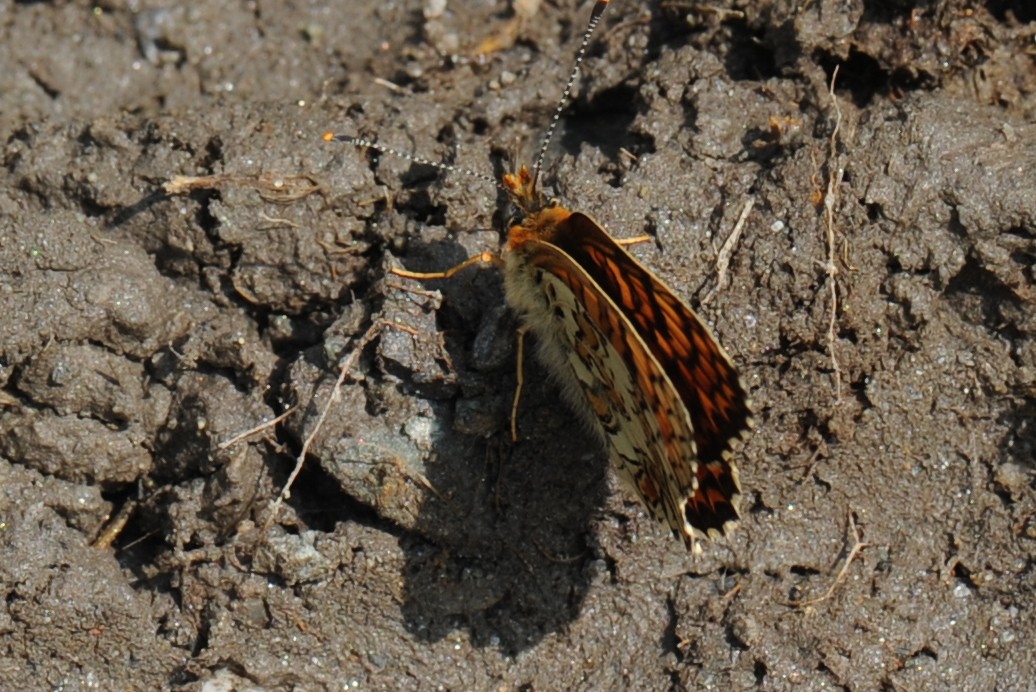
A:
499 165 752 551
325 0 752 552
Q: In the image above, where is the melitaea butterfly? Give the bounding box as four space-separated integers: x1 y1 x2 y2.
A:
325 0 752 552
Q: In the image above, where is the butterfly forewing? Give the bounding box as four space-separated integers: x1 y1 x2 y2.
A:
551 213 753 468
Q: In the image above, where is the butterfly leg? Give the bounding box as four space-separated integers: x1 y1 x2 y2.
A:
510 324 531 443
390 251 502 281
615 235 651 248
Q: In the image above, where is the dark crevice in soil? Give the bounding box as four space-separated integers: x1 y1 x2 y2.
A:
557 83 647 179
279 456 386 534
945 254 1022 330
725 27 781 82
817 48 935 107
661 596 682 661
987 0 1036 23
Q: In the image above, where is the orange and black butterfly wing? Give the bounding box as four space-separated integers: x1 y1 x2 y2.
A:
550 212 752 532
507 237 709 545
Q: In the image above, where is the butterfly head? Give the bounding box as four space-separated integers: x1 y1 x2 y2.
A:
502 164 556 217
501 164 574 246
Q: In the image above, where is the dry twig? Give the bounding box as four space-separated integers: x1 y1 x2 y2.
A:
703 197 754 306
262 321 384 531
788 511 870 608
822 66 846 399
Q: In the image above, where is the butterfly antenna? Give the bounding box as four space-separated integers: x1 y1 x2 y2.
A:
531 0 612 191
322 132 507 194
